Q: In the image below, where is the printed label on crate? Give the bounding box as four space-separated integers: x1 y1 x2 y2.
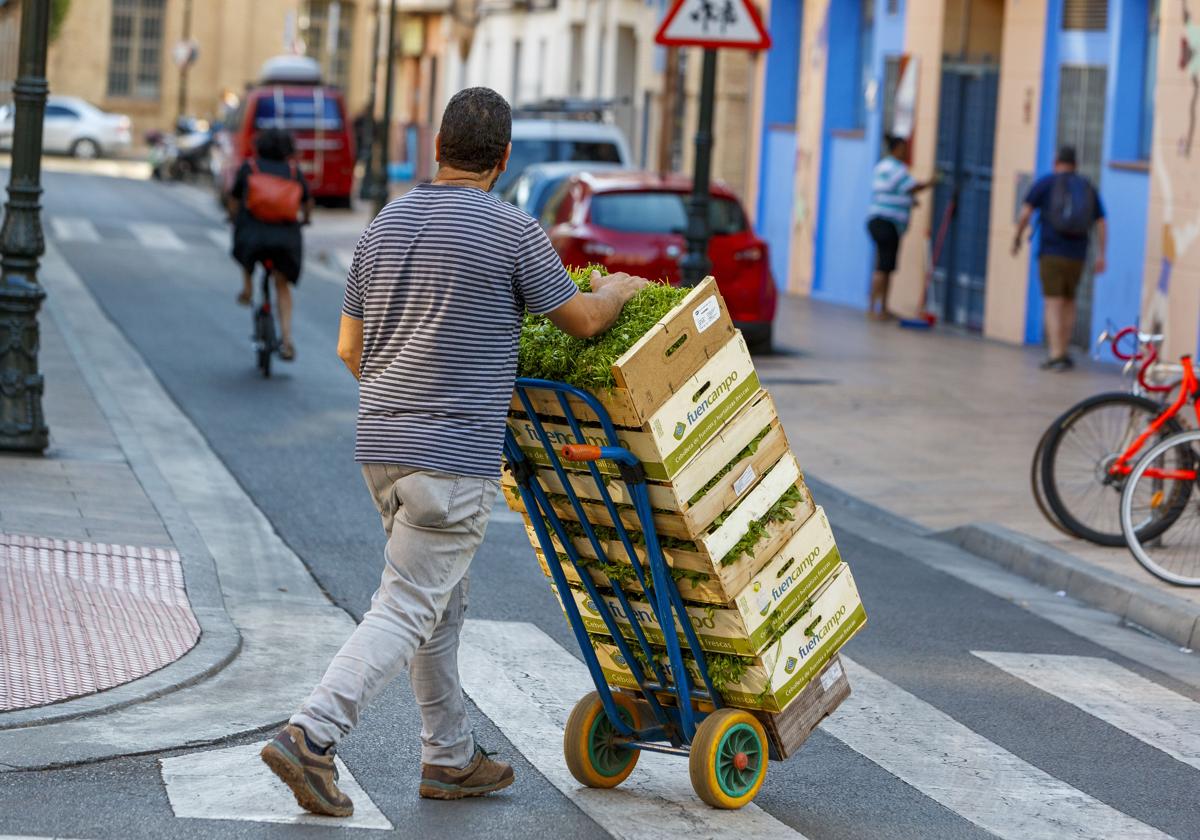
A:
693 296 720 333
733 464 757 497
820 658 844 692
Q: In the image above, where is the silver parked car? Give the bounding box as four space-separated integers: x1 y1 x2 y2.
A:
0 95 132 158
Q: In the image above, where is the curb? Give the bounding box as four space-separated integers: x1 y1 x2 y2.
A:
938 523 1200 651
0 278 243 731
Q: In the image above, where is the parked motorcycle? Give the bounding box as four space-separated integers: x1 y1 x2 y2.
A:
148 117 213 182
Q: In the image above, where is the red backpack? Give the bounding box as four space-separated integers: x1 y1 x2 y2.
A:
245 159 303 224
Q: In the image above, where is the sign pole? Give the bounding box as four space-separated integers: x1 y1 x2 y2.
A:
681 48 718 288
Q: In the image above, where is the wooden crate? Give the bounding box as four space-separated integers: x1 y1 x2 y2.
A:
756 656 851 760
617 656 851 761
509 333 761 483
505 448 812 545
503 391 785 539
512 276 735 430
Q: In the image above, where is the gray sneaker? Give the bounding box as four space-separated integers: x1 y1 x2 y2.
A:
260 724 354 817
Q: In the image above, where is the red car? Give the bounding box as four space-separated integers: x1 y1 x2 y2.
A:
543 172 777 352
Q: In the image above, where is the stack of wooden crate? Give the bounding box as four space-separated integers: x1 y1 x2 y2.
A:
504 278 866 758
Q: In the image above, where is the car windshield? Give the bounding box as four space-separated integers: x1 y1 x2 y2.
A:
590 192 746 236
564 141 621 163
254 91 343 131
500 139 555 192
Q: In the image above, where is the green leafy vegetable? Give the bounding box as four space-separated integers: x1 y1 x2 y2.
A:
518 266 690 391
686 424 774 507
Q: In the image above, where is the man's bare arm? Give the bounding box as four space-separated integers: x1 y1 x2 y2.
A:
547 271 650 339
1012 204 1034 254
337 314 363 379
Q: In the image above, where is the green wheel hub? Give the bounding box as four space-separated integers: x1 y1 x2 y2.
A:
714 722 763 797
587 706 636 777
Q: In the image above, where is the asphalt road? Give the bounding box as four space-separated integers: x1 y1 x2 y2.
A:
1 169 1198 840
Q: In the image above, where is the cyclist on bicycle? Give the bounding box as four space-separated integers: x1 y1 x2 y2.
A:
227 128 312 361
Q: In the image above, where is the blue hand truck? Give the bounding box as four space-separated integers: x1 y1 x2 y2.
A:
503 377 770 809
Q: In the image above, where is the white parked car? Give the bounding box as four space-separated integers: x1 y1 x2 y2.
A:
0 95 132 158
497 116 632 194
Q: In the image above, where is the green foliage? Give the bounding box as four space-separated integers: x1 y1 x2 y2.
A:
517 266 690 391
717 486 805 567
705 653 751 692
50 0 70 42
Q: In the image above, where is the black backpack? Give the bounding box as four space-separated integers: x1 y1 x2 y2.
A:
1045 173 1096 238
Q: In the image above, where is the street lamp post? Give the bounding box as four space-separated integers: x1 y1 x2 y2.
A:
679 48 718 288
373 0 398 217
176 0 194 123
0 0 52 452
359 0 383 201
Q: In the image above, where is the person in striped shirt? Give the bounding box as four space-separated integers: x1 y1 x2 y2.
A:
865 136 934 319
259 87 650 816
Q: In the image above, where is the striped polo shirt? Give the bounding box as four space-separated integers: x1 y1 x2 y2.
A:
342 183 578 478
868 155 918 231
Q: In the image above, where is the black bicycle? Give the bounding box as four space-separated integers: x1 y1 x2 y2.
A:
252 259 280 378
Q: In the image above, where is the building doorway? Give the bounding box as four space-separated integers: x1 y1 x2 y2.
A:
1055 64 1108 349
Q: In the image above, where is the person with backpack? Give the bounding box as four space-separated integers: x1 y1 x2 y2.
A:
1012 146 1107 371
227 128 313 361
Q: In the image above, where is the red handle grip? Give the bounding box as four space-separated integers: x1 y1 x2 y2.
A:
562 444 602 462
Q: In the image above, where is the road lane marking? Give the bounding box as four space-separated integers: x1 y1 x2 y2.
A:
48 217 99 243
205 228 230 250
159 741 392 830
823 658 1174 840
973 651 1200 771
128 222 187 251
459 619 811 840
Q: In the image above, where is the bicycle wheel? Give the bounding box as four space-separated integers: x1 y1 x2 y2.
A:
1031 424 1074 537
1120 429 1200 586
1041 392 1185 546
255 308 275 378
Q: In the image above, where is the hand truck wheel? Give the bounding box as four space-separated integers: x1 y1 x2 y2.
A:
688 708 768 809
563 691 641 788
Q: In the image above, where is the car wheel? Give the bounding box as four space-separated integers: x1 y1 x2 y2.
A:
70 138 101 159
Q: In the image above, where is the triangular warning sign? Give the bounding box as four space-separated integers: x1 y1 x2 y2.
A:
655 0 772 50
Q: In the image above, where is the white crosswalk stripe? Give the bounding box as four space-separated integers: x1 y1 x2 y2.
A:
205 227 230 250
459 619 811 840
128 222 187 251
48 216 99 243
822 657 1173 840
159 741 392 830
973 651 1200 771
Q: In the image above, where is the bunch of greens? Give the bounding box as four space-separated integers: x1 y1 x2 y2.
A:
716 486 806 567
517 266 690 391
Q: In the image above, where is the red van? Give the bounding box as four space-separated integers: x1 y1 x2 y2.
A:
215 57 354 207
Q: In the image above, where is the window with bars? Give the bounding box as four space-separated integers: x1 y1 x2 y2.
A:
1141 0 1160 159
107 0 165 99
302 1 354 90
1063 0 1108 31
855 0 876 129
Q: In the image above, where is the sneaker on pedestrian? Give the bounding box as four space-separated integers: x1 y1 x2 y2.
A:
419 745 514 800
1040 356 1073 371
260 724 354 817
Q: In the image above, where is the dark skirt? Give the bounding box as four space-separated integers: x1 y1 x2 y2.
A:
232 216 303 285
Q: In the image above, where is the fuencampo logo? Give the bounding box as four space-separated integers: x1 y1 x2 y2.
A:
758 546 823 616
586 595 717 630
795 604 848 662
521 423 628 450
684 372 739 428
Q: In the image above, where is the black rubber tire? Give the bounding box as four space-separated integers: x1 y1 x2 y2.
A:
255 309 275 378
1031 424 1074 537
70 138 101 159
1041 392 1186 546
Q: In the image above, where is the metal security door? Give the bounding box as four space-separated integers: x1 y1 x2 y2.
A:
1055 65 1108 349
931 63 1000 330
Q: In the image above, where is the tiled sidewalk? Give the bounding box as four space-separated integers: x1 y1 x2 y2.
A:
764 296 1200 611
0 315 200 711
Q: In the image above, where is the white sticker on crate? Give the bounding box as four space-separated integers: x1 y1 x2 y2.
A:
693 296 720 332
821 659 845 692
733 464 757 497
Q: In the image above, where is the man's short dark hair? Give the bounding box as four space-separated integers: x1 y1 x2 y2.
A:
438 87 511 174
886 134 907 154
255 128 295 161
1056 145 1078 167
